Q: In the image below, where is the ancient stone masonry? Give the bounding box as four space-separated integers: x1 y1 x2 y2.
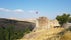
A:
33 17 60 31
38 17 48 27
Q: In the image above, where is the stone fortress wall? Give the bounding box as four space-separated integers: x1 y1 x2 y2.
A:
33 17 60 31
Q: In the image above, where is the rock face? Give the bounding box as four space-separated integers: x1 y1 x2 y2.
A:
63 22 71 29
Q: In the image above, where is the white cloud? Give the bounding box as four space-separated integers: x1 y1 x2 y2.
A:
13 9 24 13
0 8 11 12
0 8 39 14
0 8 24 13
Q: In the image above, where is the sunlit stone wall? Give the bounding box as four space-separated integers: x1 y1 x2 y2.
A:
33 17 60 31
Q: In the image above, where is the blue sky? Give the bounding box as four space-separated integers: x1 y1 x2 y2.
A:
0 0 71 19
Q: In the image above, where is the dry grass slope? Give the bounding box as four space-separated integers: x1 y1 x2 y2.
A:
60 31 71 40
19 28 66 40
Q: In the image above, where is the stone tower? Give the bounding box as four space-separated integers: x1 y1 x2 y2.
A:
33 17 49 31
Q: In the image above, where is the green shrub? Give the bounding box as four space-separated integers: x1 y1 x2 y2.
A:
0 26 31 40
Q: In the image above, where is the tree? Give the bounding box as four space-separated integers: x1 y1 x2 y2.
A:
6 25 14 40
0 27 5 40
56 13 70 26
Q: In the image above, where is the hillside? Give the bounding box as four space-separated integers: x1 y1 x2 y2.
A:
19 27 71 40
0 18 36 40
0 18 35 30
19 27 64 40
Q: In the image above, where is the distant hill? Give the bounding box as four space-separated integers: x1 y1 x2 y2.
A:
0 18 36 31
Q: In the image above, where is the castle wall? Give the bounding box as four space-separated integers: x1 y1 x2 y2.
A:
33 17 60 32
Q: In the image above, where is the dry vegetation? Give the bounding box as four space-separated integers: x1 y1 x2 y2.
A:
19 27 71 40
60 31 71 40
